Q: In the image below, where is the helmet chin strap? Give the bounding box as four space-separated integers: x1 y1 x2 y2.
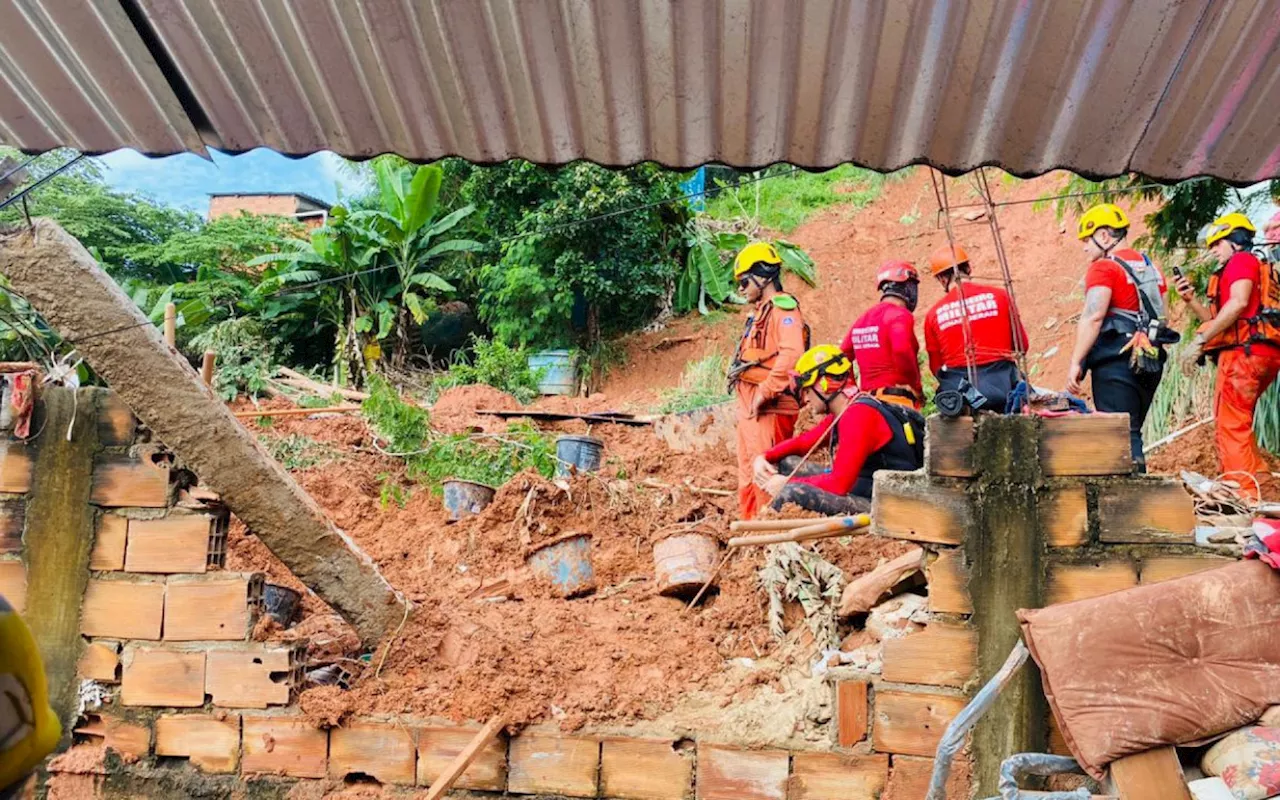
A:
1090 232 1115 257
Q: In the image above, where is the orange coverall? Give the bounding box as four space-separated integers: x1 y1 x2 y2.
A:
734 296 807 519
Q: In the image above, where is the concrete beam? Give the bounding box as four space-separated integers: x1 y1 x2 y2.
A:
0 220 407 646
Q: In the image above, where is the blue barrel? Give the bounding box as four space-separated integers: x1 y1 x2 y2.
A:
528 349 576 395
442 479 497 521
556 435 604 477
525 533 595 597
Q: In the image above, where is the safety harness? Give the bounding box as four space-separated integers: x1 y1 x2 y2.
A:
825 395 924 498
727 294 811 391
1091 253 1178 373
1205 252 1280 355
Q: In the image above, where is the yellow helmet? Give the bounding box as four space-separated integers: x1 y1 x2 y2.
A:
1205 212 1256 247
793 344 853 392
0 597 61 793
1077 203 1130 240
733 242 783 280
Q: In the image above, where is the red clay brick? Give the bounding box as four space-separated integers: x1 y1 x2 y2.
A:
120 647 205 707
242 717 328 779
0 559 26 612
600 737 692 800
155 714 240 773
163 574 261 641
508 734 600 797
329 722 415 785
836 680 868 746
80 578 163 639
789 752 889 800
417 726 507 791
696 745 788 800
206 645 296 708
125 515 213 574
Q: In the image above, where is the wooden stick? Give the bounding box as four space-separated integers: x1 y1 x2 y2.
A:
730 515 854 533
423 715 506 800
232 405 361 419
727 515 871 548
163 302 176 346
278 367 370 401
684 550 736 613
200 350 216 386
641 479 733 497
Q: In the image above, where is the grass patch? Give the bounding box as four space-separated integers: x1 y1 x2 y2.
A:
706 165 904 233
657 353 733 414
261 434 339 470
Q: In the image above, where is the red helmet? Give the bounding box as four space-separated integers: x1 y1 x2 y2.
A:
928 244 970 276
876 261 919 289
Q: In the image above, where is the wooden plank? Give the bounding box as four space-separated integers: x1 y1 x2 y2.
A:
1108 746 1191 800
600 738 692 800
90 454 169 508
836 681 868 747
1039 414 1132 476
508 734 600 798
163 573 261 641
926 549 973 614
418 724 508 793
789 752 889 800
120 647 206 707
882 623 978 688
696 746 788 800
125 514 213 573
872 691 967 757
423 716 506 800
97 391 137 446
1040 484 1089 547
871 476 968 545
0 441 33 493
206 645 297 708
80 578 164 639
887 754 973 800
1097 479 1195 544
89 513 127 571
242 717 328 779
926 416 975 477
155 714 241 773
0 558 25 612
77 640 121 682
0 500 23 553
1139 556 1234 585
1046 561 1138 606
329 722 416 785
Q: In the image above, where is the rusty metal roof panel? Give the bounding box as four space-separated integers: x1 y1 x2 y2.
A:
3 0 1279 183
0 0 202 156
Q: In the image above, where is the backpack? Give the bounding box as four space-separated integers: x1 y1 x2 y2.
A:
1103 253 1165 333
1093 254 1179 373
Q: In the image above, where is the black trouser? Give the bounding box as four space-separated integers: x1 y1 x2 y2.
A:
936 360 1021 413
769 456 872 515
1088 355 1163 472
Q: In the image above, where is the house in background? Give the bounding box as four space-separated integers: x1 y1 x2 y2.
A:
207 192 330 229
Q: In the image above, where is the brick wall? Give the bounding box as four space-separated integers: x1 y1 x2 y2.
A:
207 195 302 220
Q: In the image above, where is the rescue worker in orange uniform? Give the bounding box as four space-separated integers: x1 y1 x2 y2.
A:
1175 213 1280 500
839 261 923 408
729 242 808 519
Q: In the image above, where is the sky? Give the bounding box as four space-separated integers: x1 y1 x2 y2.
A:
96 148 370 214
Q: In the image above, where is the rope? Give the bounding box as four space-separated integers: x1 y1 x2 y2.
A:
975 167 1031 377
929 170 980 386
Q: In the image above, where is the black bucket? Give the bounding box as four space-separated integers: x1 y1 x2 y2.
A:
442 479 497 521
263 583 301 627
555 435 604 477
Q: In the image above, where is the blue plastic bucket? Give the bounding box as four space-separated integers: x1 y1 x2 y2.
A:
555 435 604 477
528 350 576 396
526 532 595 597
442 479 497 521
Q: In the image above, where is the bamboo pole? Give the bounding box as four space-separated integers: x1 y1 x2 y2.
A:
423 715 506 800
729 515 856 533
727 514 870 548
233 405 361 419
200 350 216 386
163 302 176 346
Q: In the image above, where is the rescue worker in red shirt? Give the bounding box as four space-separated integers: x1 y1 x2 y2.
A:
922 244 1028 412
1066 204 1172 471
729 242 808 519
752 345 924 515
1175 213 1280 500
839 261 923 408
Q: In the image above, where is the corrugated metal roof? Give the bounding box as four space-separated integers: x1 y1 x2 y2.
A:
2 0 1279 183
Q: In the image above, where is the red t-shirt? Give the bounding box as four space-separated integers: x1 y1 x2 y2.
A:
764 396 892 495
1218 251 1265 319
923 284 1028 374
1085 248 1166 313
838 301 922 397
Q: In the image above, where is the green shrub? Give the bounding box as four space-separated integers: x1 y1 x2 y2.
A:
189 317 291 401
657 354 733 414
431 336 546 404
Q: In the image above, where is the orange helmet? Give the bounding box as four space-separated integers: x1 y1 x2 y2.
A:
928 244 970 276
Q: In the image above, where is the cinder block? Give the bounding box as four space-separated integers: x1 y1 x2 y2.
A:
90 514 128 570
1039 414 1131 476
696 746 789 800
871 473 968 545
509 734 600 797
1040 484 1089 547
206 644 300 708
163 573 262 641
120 647 206 707
886 754 972 800
1096 478 1195 544
90 453 169 508
155 714 240 773
789 752 889 800
599 738 692 800
836 681 868 747
80 578 164 639
418 726 508 792
0 558 26 612
329 722 416 785
97 391 137 446
0 441 33 493
926 549 972 615
872 691 966 757
74 713 150 760
78 640 121 683
926 416 975 477
0 500 24 554
1139 556 1234 585
883 623 977 688
125 514 215 573
1046 561 1138 606
242 717 328 779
